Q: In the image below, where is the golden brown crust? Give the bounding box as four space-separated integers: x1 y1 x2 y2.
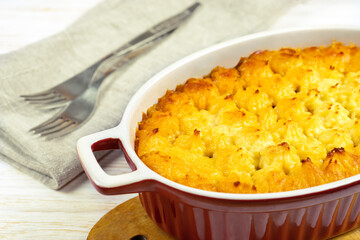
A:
135 42 360 193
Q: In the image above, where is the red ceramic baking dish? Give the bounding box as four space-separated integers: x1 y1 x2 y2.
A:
77 27 360 240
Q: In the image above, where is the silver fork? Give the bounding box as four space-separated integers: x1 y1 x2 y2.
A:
20 59 110 108
20 34 136 109
30 55 129 138
21 2 200 109
29 2 201 139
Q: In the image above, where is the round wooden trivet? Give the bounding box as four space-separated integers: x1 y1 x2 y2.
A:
88 196 360 240
87 196 174 240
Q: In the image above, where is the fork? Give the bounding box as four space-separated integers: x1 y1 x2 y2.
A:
20 59 109 108
29 2 201 139
30 55 129 139
20 39 137 108
20 2 201 109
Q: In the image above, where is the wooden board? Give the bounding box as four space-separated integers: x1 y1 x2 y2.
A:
88 196 360 240
88 196 173 240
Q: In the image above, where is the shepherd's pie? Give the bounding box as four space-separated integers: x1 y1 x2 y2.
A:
135 42 360 193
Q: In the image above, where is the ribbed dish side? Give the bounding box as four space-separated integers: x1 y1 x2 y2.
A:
139 192 360 240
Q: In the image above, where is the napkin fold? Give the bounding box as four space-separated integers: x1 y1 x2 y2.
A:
0 0 299 189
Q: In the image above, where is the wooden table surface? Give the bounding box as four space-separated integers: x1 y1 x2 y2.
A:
1 0 360 239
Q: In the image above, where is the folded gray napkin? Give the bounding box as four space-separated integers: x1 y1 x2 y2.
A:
0 0 298 190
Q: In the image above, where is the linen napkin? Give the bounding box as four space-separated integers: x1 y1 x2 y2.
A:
0 0 299 190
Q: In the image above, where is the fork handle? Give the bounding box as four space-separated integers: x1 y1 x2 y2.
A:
87 27 174 90
73 2 201 92
77 127 156 195
87 51 131 90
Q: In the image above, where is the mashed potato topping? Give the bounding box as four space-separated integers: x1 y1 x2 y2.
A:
135 42 360 193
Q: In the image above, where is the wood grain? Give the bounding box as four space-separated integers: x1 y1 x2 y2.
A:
333 229 360 240
0 149 136 240
0 0 102 54
88 197 173 240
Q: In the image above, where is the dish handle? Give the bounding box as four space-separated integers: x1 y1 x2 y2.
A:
76 127 155 195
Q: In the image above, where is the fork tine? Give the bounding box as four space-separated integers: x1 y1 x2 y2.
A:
39 121 75 137
30 115 63 132
22 92 58 101
25 97 69 105
22 92 69 106
20 89 56 99
44 123 80 140
32 118 66 134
